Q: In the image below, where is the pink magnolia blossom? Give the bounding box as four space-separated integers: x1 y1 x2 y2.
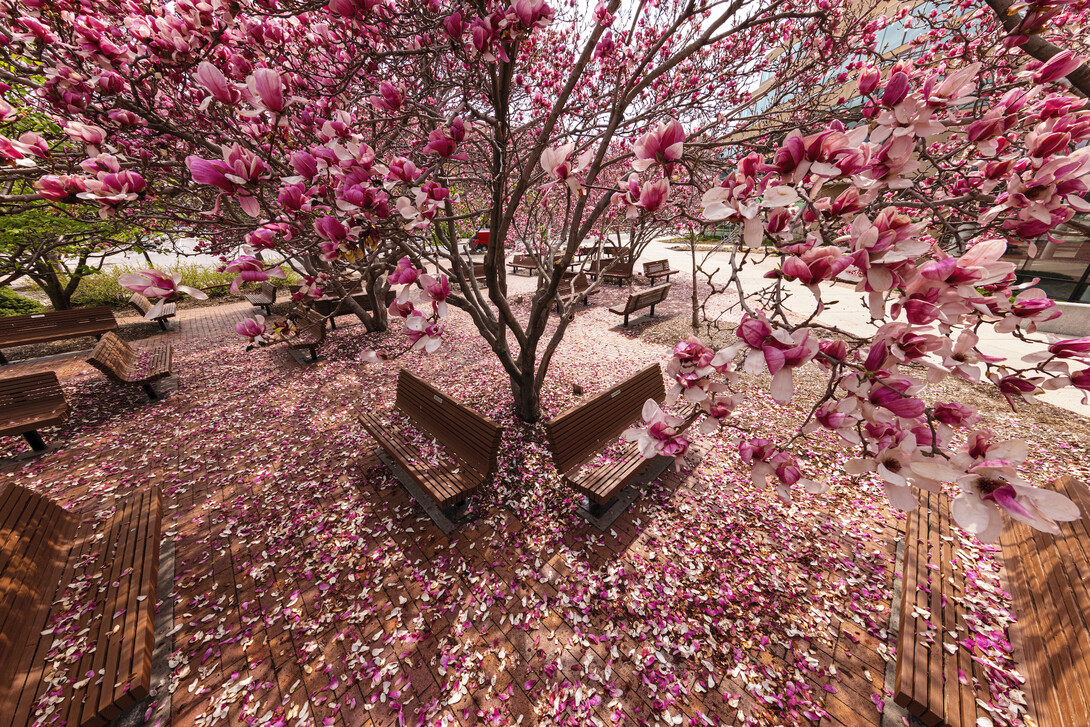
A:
388 257 421 286
632 119 685 172
417 273 450 317
637 178 670 213
315 216 348 242
248 68 285 113
196 62 238 105
623 400 690 467
118 269 207 318
371 82 402 112
1031 50 1086 85
736 312 817 403
540 143 592 194
221 254 287 294
405 311 443 353
34 174 87 202
235 315 270 345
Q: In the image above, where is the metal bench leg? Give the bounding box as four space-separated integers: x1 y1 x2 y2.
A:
330 317 337 330
157 319 167 331
23 431 47 452
309 348 318 362
441 498 469 521
583 496 616 519
143 383 160 401
623 313 629 327
649 304 656 317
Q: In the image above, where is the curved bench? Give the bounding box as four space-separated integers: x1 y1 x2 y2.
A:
128 293 176 331
87 332 173 400
0 484 162 727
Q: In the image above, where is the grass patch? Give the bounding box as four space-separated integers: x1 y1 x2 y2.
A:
0 286 47 317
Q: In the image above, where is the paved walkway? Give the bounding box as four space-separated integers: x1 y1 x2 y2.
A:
1 277 1069 727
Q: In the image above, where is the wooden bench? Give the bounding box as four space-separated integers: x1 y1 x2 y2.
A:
894 489 994 727
358 369 503 533
609 283 671 327
244 281 277 315
588 259 633 285
285 308 326 362
128 293 176 331
0 372 69 453
544 363 692 528
643 259 679 284
87 332 173 400
0 484 162 727
999 475 1090 727
509 254 537 275
0 307 117 365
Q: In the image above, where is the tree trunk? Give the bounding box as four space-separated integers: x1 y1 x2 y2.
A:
30 271 72 310
690 230 699 330
510 368 542 422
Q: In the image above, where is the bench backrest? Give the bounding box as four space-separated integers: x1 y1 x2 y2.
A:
87 332 137 382
621 283 671 314
0 372 65 422
261 281 277 298
0 307 117 346
295 309 327 343
643 260 669 275
512 254 534 266
544 363 665 475
395 369 503 478
0 484 77 698
129 293 154 316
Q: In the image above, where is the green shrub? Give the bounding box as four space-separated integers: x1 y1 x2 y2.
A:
0 286 47 316
71 262 300 308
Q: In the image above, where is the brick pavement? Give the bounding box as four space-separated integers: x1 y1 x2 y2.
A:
0 300 915 727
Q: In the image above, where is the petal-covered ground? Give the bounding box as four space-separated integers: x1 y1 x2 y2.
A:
3 272 1087 727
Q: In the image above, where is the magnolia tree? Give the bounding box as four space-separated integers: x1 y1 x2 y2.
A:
2 0 1089 541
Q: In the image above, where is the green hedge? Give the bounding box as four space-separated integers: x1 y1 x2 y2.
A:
72 263 300 308
0 286 47 317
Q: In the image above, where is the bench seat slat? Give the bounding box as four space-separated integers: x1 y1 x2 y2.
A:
997 476 1090 727
2 485 159 727
359 411 480 508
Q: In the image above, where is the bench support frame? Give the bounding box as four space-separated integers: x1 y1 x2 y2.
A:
22 430 46 452
376 450 468 534
574 454 674 530
622 304 657 328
